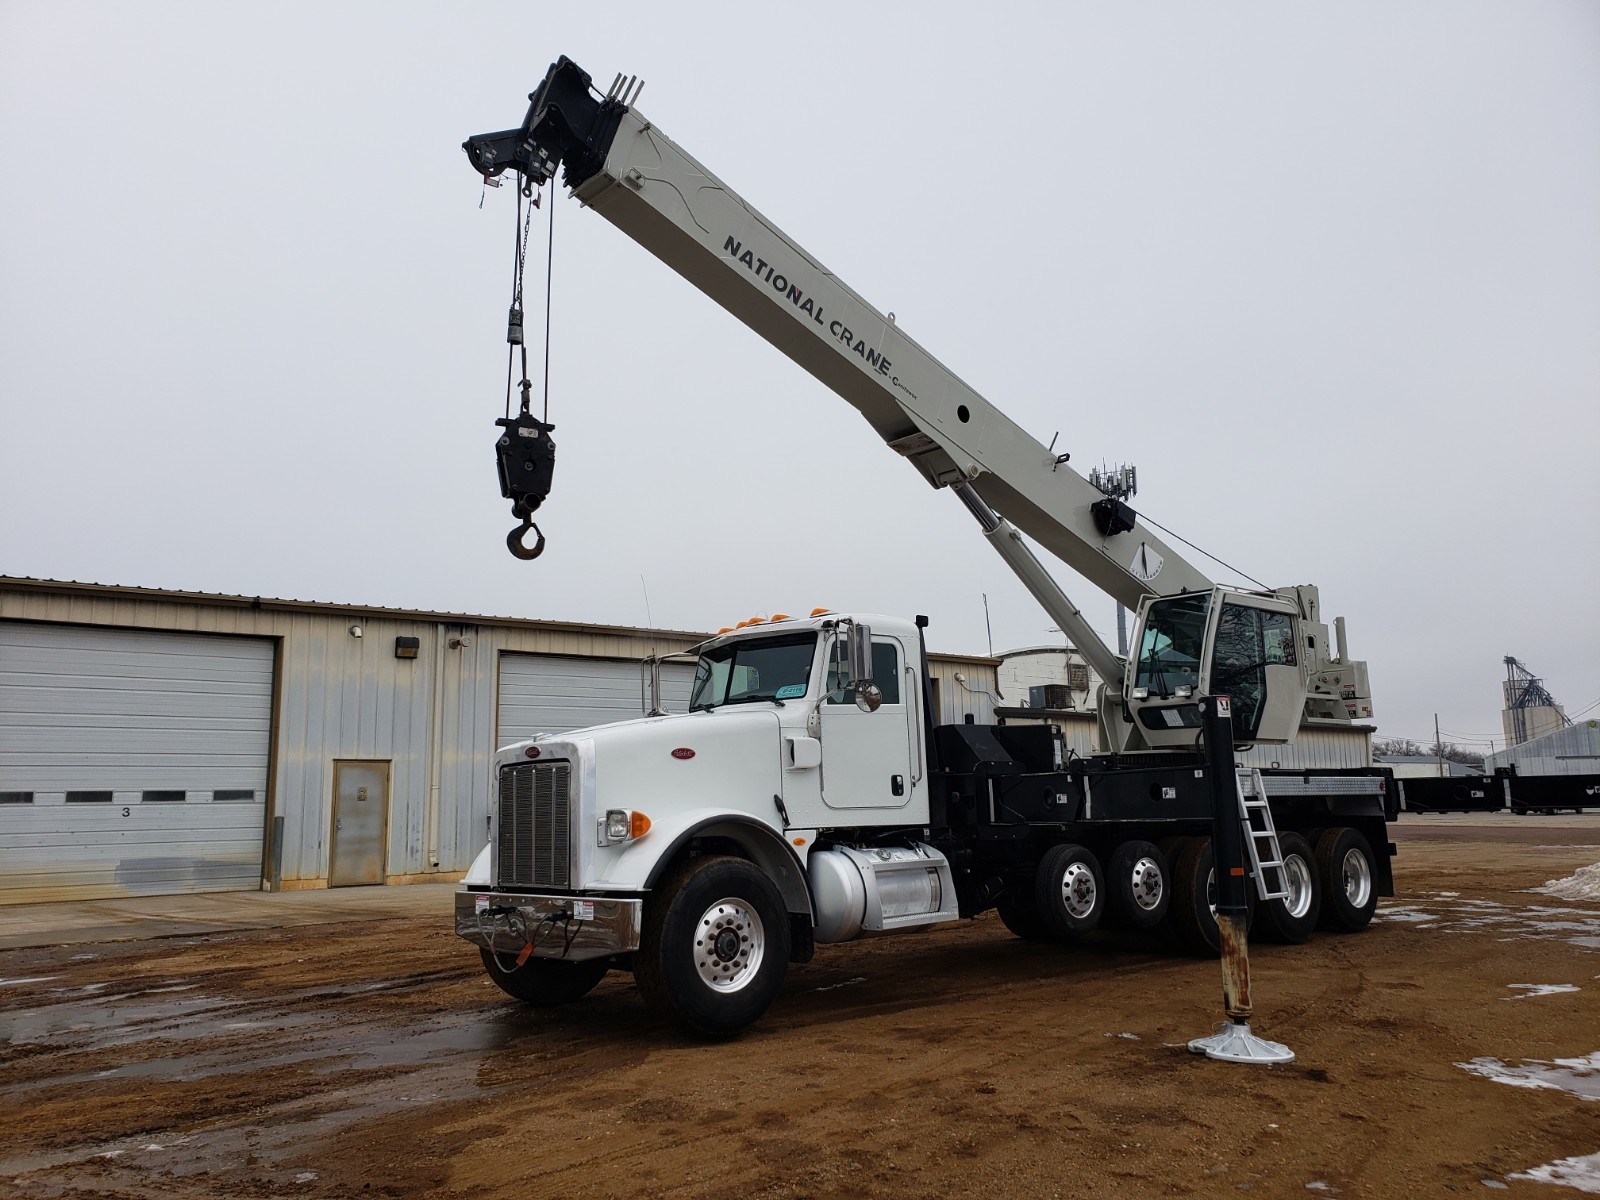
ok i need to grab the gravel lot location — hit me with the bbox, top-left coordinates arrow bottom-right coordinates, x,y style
2,816 -> 1598,1199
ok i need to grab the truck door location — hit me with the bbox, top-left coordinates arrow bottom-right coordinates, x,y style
820,636 -> 918,812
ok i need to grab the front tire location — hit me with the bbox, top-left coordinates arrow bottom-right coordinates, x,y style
1315,827 -> 1378,932
1254,832 -> 1321,944
479,948 -> 609,1005
636,856 -> 790,1037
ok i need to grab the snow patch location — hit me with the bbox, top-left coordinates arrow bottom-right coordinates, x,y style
1535,863 -> 1600,903
1510,1150 -> 1600,1194
1456,1052 -> 1600,1101
1504,984 -> 1582,1000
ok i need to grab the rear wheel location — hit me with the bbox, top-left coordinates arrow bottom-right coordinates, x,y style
636,856 -> 790,1037
1035,843 -> 1106,939
1105,840 -> 1170,930
1315,827 -> 1378,932
479,948 -> 609,1005
1254,832 -> 1320,944
996,886 -> 1053,941
1163,838 -> 1254,956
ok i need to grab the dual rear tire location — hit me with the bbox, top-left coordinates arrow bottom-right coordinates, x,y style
998,840 -> 1172,942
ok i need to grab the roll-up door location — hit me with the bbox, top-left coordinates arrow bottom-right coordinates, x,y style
497,654 -> 695,746
0,622 -> 275,903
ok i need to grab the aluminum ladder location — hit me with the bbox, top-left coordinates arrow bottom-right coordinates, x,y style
1237,768 -> 1289,901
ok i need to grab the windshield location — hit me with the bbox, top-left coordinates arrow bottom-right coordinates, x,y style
689,632 -> 817,711
1134,593 -> 1211,698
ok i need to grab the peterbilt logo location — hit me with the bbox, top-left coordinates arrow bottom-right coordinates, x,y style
671,748 -> 696,760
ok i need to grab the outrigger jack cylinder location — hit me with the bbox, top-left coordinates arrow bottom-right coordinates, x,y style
495,407 -> 556,560
1188,695 -> 1295,1065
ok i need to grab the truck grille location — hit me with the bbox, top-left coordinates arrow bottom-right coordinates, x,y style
496,761 -> 572,888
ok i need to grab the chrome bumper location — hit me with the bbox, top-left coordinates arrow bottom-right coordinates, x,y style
454,890 -> 643,962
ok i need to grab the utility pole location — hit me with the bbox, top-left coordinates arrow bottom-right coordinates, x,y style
1435,713 -> 1444,778
1088,463 -> 1139,656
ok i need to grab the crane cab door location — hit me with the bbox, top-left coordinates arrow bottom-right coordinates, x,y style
1203,598 -> 1304,744
818,636 -> 920,814
1126,590 -> 1307,748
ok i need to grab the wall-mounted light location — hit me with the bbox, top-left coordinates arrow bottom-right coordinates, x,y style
394,636 -> 420,660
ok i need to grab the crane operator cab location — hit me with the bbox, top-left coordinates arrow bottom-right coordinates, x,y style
1125,588 -> 1307,748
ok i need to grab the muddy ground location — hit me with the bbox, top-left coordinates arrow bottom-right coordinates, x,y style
2,818 -> 1598,1200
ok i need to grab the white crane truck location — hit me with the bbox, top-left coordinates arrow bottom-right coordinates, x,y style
456,58 -> 1393,1036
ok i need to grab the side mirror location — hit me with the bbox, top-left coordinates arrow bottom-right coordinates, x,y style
846,624 -> 881,711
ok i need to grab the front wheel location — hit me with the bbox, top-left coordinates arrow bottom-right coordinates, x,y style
1254,832 -> 1321,944
479,948 -> 609,1005
635,856 -> 790,1037
1315,827 -> 1378,932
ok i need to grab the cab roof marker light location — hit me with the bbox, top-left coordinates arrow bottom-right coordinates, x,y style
717,627 -> 733,634
811,607 -> 831,616
771,612 -> 791,621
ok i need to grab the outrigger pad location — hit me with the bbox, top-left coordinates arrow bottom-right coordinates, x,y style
495,413 -> 557,515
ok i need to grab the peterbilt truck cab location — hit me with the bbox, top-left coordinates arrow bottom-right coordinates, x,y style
458,612 -> 963,1033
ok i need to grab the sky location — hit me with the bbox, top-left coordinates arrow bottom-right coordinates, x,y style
2,1 -> 1597,754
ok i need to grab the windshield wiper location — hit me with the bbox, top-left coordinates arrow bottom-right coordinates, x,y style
705,694 -> 787,710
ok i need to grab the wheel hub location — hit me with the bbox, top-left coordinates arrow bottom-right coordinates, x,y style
1341,848 -> 1373,908
693,898 -> 766,993
1130,856 -> 1163,910
1060,862 -> 1097,918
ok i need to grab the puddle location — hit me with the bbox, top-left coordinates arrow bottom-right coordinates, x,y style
1510,1149 -> 1600,1193
1504,984 -> 1582,1001
1373,892 -> 1600,950
1455,1052 -> 1600,1101
812,976 -> 867,993
0,976 -> 61,987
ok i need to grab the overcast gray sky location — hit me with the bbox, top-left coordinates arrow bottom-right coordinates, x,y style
3,1 -> 1597,752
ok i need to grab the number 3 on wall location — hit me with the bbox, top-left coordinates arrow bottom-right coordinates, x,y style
121,807 -> 131,817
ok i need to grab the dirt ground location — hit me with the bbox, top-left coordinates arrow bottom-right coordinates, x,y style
3,817 -> 1598,1200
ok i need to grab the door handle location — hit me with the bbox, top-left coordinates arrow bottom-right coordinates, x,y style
891,775 -> 904,797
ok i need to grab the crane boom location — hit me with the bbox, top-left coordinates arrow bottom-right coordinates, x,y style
466,58 -> 1374,742
466,58 -> 1212,619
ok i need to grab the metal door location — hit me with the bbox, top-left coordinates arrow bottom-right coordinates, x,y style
328,761 -> 389,887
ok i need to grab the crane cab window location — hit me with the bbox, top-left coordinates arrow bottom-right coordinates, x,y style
1210,605 -> 1295,740
1134,594 -> 1210,697
825,642 -> 901,704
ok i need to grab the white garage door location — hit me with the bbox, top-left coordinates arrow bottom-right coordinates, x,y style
497,654 -> 695,746
0,622 -> 275,903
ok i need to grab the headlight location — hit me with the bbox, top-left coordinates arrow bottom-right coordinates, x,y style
599,809 -> 652,846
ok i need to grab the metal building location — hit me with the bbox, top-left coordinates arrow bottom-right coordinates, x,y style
0,578 -> 999,904
1483,720 -> 1600,777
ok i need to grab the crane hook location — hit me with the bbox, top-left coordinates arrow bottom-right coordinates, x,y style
507,514 -> 546,560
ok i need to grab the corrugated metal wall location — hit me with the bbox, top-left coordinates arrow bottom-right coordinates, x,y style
0,583 -> 702,891
1485,720 -> 1600,776
927,657 -> 1000,725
